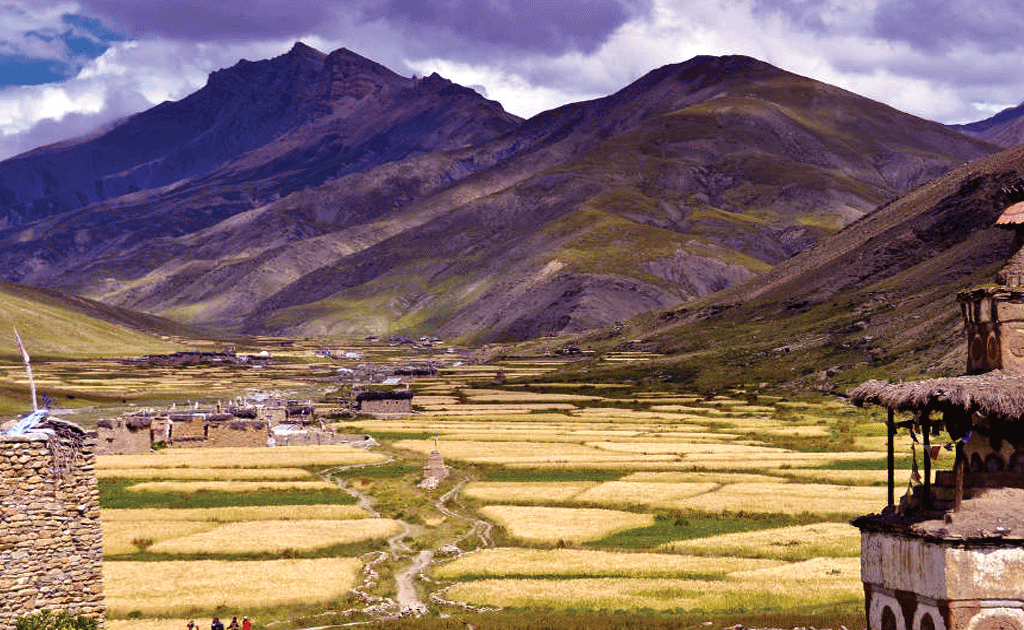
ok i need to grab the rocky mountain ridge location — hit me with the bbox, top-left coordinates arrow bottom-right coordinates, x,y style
0,45 -> 1002,342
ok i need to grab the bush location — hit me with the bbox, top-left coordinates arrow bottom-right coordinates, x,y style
14,610 -> 98,630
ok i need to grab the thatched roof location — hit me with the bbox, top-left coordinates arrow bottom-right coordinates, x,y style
998,201 -> 1024,226
850,371 -> 1024,421
356,390 -> 414,401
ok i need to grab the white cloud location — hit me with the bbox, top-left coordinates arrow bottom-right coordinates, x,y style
4,0 -> 1024,160
0,37 -> 296,159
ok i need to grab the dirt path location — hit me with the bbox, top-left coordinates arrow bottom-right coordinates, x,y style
437,480 -> 493,548
395,549 -> 432,614
315,458 -> 495,620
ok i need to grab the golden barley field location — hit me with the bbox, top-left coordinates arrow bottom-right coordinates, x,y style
661,523 -> 862,561
97,467 -> 315,480
104,558 -> 361,616
37,344 -> 902,621
97,445 -> 387,470
125,480 -> 338,494
147,518 -> 400,554
101,504 -> 369,523
444,568 -> 862,612
435,547 -> 784,578
463,481 -> 600,504
479,505 -> 655,543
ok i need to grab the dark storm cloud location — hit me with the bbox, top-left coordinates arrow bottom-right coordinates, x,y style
77,0 -> 343,41
363,0 -> 653,56
872,0 -> 1024,53
79,0 -> 652,57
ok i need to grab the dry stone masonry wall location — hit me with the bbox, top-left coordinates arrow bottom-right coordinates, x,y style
0,424 -> 104,628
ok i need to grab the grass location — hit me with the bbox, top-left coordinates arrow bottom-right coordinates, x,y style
99,479 -> 357,509
591,511 -> 819,549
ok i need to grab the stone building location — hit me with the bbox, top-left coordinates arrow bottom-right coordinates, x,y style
0,413 -> 104,626
851,193 -> 1024,630
356,390 -> 414,415
96,416 -> 155,455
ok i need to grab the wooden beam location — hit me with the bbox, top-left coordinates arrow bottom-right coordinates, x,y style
922,410 -> 931,510
955,439 -> 965,512
887,408 -> 895,508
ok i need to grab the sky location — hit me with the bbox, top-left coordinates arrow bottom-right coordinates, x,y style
1,0 -> 1023,160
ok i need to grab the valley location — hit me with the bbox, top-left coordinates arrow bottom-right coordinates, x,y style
1,338 -> 923,629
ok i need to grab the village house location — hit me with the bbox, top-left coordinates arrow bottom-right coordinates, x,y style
355,390 -> 414,416
851,191 -> 1024,630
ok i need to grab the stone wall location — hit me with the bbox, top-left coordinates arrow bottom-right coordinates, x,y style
861,530 -> 1024,629
0,422 -> 104,627
359,398 -> 413,415
96,418 -> 152,455
205,420 -> 268,448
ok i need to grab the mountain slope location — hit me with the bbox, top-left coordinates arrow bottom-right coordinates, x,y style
0,52 -> 1000,342
952,103 -> 1024,148
0,281 -> 192,358
589,144 -> 1024,390
237,55 -> 998,341
0,42 -> 520,231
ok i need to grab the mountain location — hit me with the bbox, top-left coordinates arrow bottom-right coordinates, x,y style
0,49 -> 1000,342
586,144 -> 1024,391
0,280 -> 193,358
0,41 -> 520,231
951,103 -> 1024,148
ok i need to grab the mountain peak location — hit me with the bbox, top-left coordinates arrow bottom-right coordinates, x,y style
287,41 -> 326,59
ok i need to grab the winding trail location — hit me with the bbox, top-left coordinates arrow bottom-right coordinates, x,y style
314,455 -> 497,621
436,480 -> 493,548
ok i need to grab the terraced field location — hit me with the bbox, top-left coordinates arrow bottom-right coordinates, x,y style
2,342 -> 909,629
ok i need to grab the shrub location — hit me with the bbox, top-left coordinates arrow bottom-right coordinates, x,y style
14,610 -> 98,630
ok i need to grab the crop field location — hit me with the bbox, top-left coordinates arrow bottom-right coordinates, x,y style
0,341 -> 912,627
104,558 -> 361,617
661,523 -> 862,561
434,548 -> 784,578
479,506 -> 656,543
97,466 -> 316,480
147,518 -> 400,554
97,444 -> 387,470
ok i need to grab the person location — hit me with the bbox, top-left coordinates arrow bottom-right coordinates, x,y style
187,622 -> 196,630
227,618 -> 239,630
211,618 -> 224,630
242,617 -> 251,630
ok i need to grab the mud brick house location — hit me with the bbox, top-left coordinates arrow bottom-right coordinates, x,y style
851,192 -> 1024,630
356,390 -> 414,415
0,412 -> 104,626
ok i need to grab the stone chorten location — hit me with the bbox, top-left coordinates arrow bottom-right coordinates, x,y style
851,188 -> 1024,630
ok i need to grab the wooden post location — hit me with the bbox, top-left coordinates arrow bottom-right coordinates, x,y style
887,408 -> 895,508
922,411 -> 932,510
954,439 -> 965,512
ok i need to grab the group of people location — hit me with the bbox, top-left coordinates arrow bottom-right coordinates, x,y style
186,617 -> 250,630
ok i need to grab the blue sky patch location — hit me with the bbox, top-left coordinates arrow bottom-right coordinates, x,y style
0,12 -> 126,88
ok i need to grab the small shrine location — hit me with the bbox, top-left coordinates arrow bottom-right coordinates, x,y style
851,187 -> 1024,630
419,435 -> 450,490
